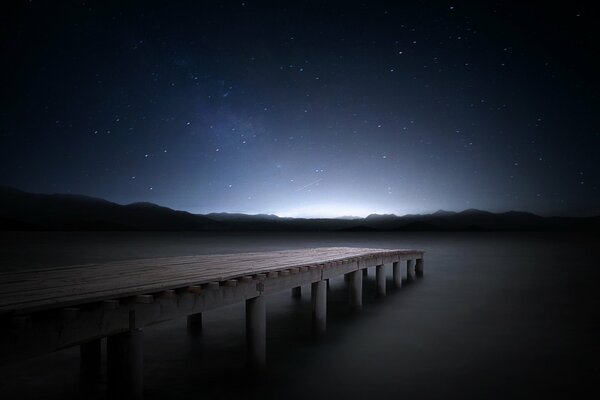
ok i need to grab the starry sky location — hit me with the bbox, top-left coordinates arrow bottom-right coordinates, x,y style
1,1 -> 598,217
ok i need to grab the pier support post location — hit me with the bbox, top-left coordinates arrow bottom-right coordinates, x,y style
246,295 -> 266,370
292,286 -> 302,299
376,264 -> 386,296
392,261 -> 402,288
311,280 -> 327,336
363,268 -> 368,277
349,269 -> 363,311
80,338 -> 101,389
187,312 -> 203,334
416,258 -> 424,277
407,259 -> 415,281
107,329 -> 144,400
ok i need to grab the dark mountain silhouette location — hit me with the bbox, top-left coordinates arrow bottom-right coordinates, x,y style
0,187 -> 219,231
0,186 -> 598,232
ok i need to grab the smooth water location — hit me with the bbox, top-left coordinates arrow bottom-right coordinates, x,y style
0,232 -> 598,399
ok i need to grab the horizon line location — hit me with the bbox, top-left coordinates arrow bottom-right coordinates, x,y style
1,185 -> 598,219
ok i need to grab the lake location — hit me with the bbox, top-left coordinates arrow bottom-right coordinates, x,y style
0,231 -> 597,399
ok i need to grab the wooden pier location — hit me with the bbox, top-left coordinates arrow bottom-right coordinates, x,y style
0,247 -> 424,399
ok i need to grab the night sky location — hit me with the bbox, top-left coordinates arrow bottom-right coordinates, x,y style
1,1 -> 598,217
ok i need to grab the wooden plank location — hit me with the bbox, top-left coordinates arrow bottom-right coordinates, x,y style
0,247 -> 412,284
0,248 -> 387,295
0,248 -> 423,314
0,249 -> 406,294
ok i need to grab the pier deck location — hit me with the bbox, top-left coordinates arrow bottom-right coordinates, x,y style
0,246 -> 424,399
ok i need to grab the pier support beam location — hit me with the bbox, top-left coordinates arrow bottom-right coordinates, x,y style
311,280 -> 327,336
187,312 -> 203,334
292,286 -> 302,299
376,264 -> 386,296
80,338 -> 101,389
416,258 -> 424,277
107,329 -> 144,400
349,269 -> 363,311
392,261 -> 402,288
406,259 -> 415,282
246,295 -> 266,370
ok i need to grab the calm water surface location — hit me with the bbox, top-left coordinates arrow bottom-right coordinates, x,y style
0,232 -> 598,399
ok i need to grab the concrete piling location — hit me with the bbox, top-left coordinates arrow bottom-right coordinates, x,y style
349,269 -> 363,311
246,295 -> 266,369
311,280 -> 327,336
392,261 -> 402,288
80,338 -> 101,389
107,329 -> 144,400
416,258 -> 424,277
187,312 -> 203,334
292,286 -> 302,299
376,264 -> 386,296
407,259 -> 415,281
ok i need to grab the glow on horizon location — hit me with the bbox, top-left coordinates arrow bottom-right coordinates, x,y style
274,203 -> 395,219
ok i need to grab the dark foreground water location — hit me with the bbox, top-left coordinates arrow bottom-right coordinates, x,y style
0,232 -> 598,399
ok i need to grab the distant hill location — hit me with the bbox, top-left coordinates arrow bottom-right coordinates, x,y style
0,186 -> 598,232
0,187 -> 219,231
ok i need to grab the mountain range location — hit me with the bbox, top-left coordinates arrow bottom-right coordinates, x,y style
0,186 -> 598,232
